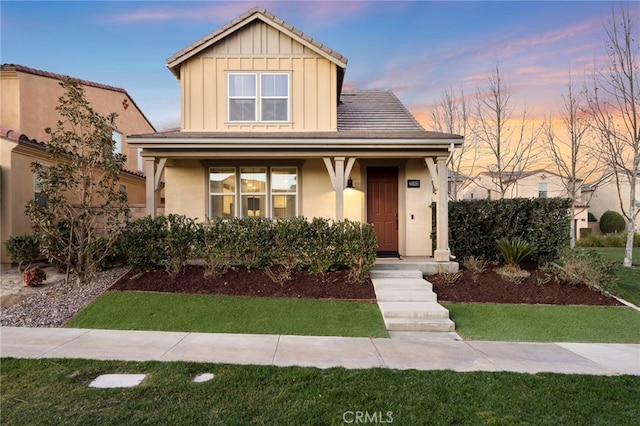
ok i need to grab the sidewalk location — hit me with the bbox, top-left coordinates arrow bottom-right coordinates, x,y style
1,327 -> 638,375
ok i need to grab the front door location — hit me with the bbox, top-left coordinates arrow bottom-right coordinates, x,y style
367,167 -> 399,254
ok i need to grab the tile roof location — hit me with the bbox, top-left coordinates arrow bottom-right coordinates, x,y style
166,7 -> 347,74
338,90 -> 426,132
1,64 -> 156,132
1,127 -> 145,179
128,90 -> 462,141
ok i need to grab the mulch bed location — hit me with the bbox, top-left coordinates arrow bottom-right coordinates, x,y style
430,262 -> 623,306
110,262 -> 624,306
110,265 -> 377,301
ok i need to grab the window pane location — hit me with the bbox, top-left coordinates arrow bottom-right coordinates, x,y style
229,99 -> 256,121
271,168 -> 297,193
272,195 -> 296,220
242,195 -> 266,217
261,99 -> 288,121
241,168 -> 266,193
261,74 -> 288,96
210,195 -> 235,219
229,74 -> 256,96
209,168 -> 236,193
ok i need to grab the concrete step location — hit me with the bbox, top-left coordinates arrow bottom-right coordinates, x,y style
377,301 -> 449,319
372,278 -> 433,292
374,288 -> 437,302
384,318 -> 456,332
370,269 -> 423,279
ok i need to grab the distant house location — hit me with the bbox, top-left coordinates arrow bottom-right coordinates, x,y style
128,7 -> 463,260
0,64 -> 156,264
460,169 -> 589,240
583,171 -> 640,231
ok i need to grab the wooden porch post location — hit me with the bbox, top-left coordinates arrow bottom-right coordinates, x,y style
434,156 -> 450,261
144,157 -> 157,218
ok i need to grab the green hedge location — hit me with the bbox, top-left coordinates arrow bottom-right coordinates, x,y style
449,198 -> 573,264
120,215 -> 376,283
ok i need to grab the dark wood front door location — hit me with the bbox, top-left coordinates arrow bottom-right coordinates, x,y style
367,167 -> 399,254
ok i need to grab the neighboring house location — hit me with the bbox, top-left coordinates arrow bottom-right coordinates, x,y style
128,7 -> 463,260
583,171 -> 640,231
460,169 -> 589,239
0,64 -> 156,264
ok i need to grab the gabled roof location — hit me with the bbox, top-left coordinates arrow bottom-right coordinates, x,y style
166,7 -> 348,78
1,64 -> 156,132
475,169 -> 583,184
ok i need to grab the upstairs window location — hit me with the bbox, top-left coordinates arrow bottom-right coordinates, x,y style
228,73 -> 289,122
34,166 -> 49,208
538,182 -> 548,198
112,130 -> 123,154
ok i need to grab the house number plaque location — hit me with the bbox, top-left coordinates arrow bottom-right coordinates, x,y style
407,179 -> 420,188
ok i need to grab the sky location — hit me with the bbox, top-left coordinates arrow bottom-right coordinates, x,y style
0,1 -> 630,132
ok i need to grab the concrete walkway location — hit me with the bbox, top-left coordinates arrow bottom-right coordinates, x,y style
1,327 -> 638,376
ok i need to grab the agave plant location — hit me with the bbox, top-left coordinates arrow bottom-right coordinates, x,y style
497,237 -> 536,268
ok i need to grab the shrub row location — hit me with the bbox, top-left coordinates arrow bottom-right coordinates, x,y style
448,198 -> 573,264
117,215 -> 377,283
577,232 -> 640,248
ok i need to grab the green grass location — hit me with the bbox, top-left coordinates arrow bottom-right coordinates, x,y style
2,358 -> 639,425
590,247 -> 640,306
65,291 -> 388,338
445,303 -> 640,342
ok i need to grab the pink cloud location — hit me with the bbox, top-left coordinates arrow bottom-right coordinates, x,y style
111,2 -> 258,23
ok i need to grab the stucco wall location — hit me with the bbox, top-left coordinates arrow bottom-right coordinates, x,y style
164,160 -> 207,220
402,159 -> 434,257
589,176 -> 640,229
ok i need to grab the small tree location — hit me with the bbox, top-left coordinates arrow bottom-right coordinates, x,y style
472,62 -> 540,198
25,77 -> 129,284
585,5 -> 639,267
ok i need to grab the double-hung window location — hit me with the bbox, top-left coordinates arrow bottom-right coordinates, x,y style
34,166 -> 49,209
208,166 -> 298,219
538,182 -> 548,198
228,73 -> 289,122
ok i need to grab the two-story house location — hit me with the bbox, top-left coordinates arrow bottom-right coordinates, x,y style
128,7 -> 463,260
0,64 -> 156,264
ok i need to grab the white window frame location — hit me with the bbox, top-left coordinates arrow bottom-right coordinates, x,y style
112,130 -> 123,154
227,72 -> 290,123
538,182 -> 548,198
207,166 -> 298,220
270,167 -> 298,219
137,148 -> 144,172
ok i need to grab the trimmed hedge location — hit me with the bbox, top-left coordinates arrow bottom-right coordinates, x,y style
120,215 -> 377,283
599,210 -> 626,234
449,198 -> 573,264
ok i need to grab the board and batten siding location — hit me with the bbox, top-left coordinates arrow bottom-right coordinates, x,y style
180,20 -> 338,132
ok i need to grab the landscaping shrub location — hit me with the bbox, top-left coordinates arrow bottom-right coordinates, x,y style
497,237 -> 535,267
265,216 -> 313,284
22,267 -> 46,287
306,217 -> 338,274
599,211 -> 626,234
4,234 -> 41,272
333,219 -> 377,283
556,248 -> 618,293
202,217 -> 235,278
164,214 -> 203,276
449,198 -> 572,264
118,216 -> 171,272
227,217 -> 274,270
577,232 -> 640,248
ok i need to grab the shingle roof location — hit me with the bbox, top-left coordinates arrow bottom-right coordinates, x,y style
1,64 -> 156,132
166,7 -> 347,74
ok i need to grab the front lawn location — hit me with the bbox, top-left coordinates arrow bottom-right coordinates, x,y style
591,247 -> 640,306
65,291 -> 388,338
2,358 -> 639,425
445,303 -> 640,342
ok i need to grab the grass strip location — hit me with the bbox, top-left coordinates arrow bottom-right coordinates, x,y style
591,247 -> 640,306
65,291 -> 388,338
2,358 -> 639,425
445,302 -> 640,342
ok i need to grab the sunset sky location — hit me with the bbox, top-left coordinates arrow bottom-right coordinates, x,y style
1,1 -> 628,131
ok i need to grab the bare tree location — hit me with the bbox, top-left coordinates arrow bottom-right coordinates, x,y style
473,62 -> 539,198
585,5 -> 639,267
429,87 -> 475,200
545,74 -> 600,247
